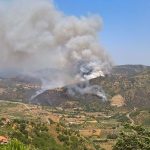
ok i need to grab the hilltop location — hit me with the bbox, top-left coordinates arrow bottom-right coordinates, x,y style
31,65 -> 150,109
0,65 -> 149,110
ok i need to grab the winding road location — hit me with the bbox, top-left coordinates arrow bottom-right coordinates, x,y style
126,107 -> 137,125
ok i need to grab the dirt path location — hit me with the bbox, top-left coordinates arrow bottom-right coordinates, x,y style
0,100 -> 33,113
0,100 -> 51,123
126,107 -> 137,125
126,112 -> 134,125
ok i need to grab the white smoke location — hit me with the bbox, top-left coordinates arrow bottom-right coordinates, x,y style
67,81 -> 107,101
0,0 -> 112,100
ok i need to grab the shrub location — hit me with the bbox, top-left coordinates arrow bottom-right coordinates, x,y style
107,133 -> 118,139
0,139 -> 30,150
113,124 -> 150,150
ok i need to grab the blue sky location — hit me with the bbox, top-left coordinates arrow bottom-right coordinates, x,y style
54,0 -> 150,65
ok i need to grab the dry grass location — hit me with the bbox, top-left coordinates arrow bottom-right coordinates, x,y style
79,129 -> 101,137
100,140 -> 116,150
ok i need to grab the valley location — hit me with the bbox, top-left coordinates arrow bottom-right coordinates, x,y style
0,65 -> 150,150
0,99 -> 149,149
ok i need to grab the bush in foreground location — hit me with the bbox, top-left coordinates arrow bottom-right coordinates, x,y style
113,124 -> 150,150
0,139 -> 31,150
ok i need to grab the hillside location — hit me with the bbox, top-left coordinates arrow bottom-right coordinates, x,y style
0,65 -> 149,109
31,65 -> 150,109
91,65 -> 150,108
0,65 -> 150,150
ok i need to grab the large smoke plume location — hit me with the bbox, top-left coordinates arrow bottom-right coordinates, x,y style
0,0 -> 112,100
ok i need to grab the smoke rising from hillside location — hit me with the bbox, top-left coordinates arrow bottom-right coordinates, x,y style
0,0 -> 112,100
67,81 -> 107,101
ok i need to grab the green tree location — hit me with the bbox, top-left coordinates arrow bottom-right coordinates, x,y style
113,124 -> 150,150
0,139 -> 31,150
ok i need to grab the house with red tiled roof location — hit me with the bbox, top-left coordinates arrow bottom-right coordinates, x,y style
0,136 -> 8,144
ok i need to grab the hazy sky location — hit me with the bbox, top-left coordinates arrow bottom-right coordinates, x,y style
54,0 -> 150,65
1,0 -> 150,65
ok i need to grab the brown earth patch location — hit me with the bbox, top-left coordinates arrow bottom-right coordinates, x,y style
111,94 -> 125,107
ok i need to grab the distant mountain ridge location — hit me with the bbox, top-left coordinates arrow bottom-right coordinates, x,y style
112,65 -> 150,76
31,65 -> 150,109
0,65 -> 149,109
